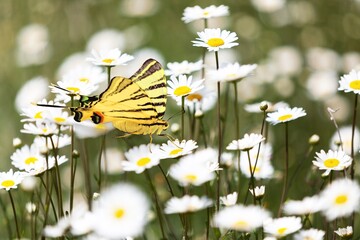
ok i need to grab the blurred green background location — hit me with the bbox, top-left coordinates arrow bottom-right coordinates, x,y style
1,0 -> 360,194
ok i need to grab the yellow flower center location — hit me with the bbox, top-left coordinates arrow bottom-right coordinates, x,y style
277,227 -> 287,234
170,148 -> 183,156
233,220 -> 248,228
25,157 -> 38,165
102,58 -> 115,64
335,195 -> 348,205
350,80 -> 360,90
114,208 -> 125,219
174,86 -> 191,96
34,111 -> 43,119
185,174 -> 197,181
54,117 -> 66,123
324,158 -> 340,168
278,114 -> 293,121
203,11 -> 209,16
42,128 -> 48,133
66,87 -> 80,93
1,180 -> 15,188
79,77 -> 89,83
207,38 -> 225,47
136,157 -> 151,166
187,93 -> 203,101
95,124 -> 106,130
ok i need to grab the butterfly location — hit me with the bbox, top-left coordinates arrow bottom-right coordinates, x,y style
49,59 -> 169,136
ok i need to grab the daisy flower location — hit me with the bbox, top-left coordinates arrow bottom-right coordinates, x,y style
156,139 -> 198,159
121,144 -> 161,174
0,169 -> 26,191
165,60 -> 203,76
164,195 -> 212,214
73,121 -> 114,139
33,134 -> 71,150
207,62 -> 257,82
263,216 -> 302,238
61,65 -> 107,85
226,133 -> 265,151
21,99 -> 65,122
182,5 -> 229,23
283,195 -> 322,216
169,149 -> 216,186
21,121 -> 60,136
91,183 -> 149,239
86,48 -> 134,67
312,150 -> 352,176
334,226 -> 353,239
167,74 -> 204,100
26,155 -> 68,176
213,204 -> 271,232
338,69 -> 360,94
318,178 -> 360,221
266,107 -> 306,125
10,144 -> 46,171
249,186 -> 265,200
180,87 -> 217,113
220,192 -> 238,206
50,79 -> 99,103
293,228 -> 325,240
192,28 -> 239,52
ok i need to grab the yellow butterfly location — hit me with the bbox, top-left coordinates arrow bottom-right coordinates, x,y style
70,59 -> 169,136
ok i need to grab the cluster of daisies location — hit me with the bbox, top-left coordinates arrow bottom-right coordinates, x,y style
1,3 -> 360,240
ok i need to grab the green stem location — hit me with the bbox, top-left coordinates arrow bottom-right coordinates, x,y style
0,194 -> 12,239
350,94 -> 358,179
80,139 -> 93,210
181,96 -> 185,140
215,51 -> 222,211
158,164 -> 175,197
98,135 -> 107,191
278,122 -> 289,217
246,150 -> 257,205
70,126 -> 75,212
8,191 -> 20,239
107,66 -> 112,85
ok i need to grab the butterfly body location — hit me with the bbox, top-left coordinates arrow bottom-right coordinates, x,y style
73,59 -> 169,135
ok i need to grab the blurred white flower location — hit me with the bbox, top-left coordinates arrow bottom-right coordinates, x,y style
312,150 -> 352,176
0,169 -> 26,191
283,195 -> 322,215
306,71 -> 338,101
165,60 -> 203,76
15,76 -> 50,112
330,125 -> 360,155
319,178 -> 360,221
164,195 -> 212,214
21,121 -> 60,136
15,23 -> 52,66
207,62 -> 257,82
249,186 -> 265,199
120,0 -> 160,17
307,47 -> 341,71
334,226 -> 353,238
86,29 -> 126,52
226,133 -> 265,151
33,134 -> 71,150
56,52 -> 92,78
91,183 -> 149,239
251,0 -> 286,12
293,228 -> 325,240
213,204 -> 271,232
342,52 -> 360,73
101,148 -> 124,174
263,216 -> 302,238
269,46 -> 302,76
220,192 -> 238,206
266,107 -> 306,125
87,48 -> 134,67
73,121 -> 114,139
20,176 -> 38,191
180,87 -> 217,113
122,144 -> 161,174
192,28 -> 238,52
182,5 -> 229,23
244,101 -> 289,113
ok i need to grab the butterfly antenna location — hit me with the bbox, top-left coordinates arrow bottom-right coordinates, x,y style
36,103 -> 68,109
166,110 -> 184,121
50,84 -> 71,93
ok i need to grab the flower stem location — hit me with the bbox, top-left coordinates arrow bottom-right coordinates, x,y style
215,51 -> 222,211
278,122 -> 289,217
80,139 -> 93,210
246,150 -> 257,205
8,191 -> 20,239
158,164 -> 175,197
181,96 -> 185,140
0,193 -> 12,239
350,94 -> 358,179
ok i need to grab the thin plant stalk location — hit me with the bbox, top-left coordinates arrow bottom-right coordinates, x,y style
215,50 -> 222,211
0,194 -> 12,239
278,122 -> 289,217
8,191 -> 20,239
246,150 -> 257,205
145,169 -> 166,239
181,96 -> 185,140
69,95 -> 76,212
97,135 -> 106,191
232,81 -> 242,195
158,164 -> 175,197
350,94 -> 358,179
80,139 -> 93,209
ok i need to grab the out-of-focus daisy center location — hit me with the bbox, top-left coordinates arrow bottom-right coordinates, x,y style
114,208 -> 125,219
350,80 -> 360,90
66,87 -> 80,93
233,220 -> 248,228
174,86 -> 191,96
102,58 -> 115,64
25,157 -> 38,165
170,148 -> 183,155
42,128 -> 48,133
34,111 -> 43,119
137,157 -> 151,166
54,117 -> 66,123
207,38 -> 225,47
278,114 -> 293,121
335,195 -> 348,205
277,227 -> 287,234
324,158 -> 339,168
187,93 -> 203,101
1,180 -> 15,188
185,174 -> 197,181
79,77 -> 89,83
95,124 -> 106,130
203,11 -> 209,16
